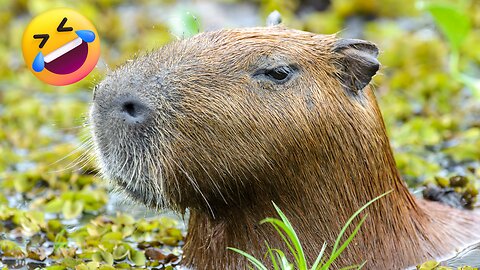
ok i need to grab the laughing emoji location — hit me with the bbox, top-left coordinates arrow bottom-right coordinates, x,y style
22,8 -> 100,86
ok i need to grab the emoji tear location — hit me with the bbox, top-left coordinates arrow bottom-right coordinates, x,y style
32,51 -> 44,72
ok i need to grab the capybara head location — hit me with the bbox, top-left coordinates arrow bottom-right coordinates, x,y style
90,26 -> 379,213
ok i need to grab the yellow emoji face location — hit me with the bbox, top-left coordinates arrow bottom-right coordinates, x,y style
22,8 -> 100,86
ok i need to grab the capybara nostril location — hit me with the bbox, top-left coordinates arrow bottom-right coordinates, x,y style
119,99 -> 148,124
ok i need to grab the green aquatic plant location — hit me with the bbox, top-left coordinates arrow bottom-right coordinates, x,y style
228,192 -> 391,270
421,1 -> 480,97
417,260 -> 477,270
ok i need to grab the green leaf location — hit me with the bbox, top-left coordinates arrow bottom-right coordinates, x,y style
112,244 -> 130,260
47,219 -> 63,233
310,242 -> 327,270
44,198 -> 64,213
101,231 -> 123,242
417,260 -> 440,270
62,200 -> 84,220
272,202 -> 307,269
260,201 -> 308,270
279,253 -> 293,270
86,261 -> 100,269
53,230 -> 68,251
228,247 -> 268,270
98,265 -> 116,270
129,249 -> 146,266
0,240 -> 26,258
271,248 -> 293,270
62,257 -> 82,268
0,193 -> 8,205
261,218 -> 300,267
322,215 -> 368,269
44,266 -> 66,270
75,264 -> 89,270
92,250 -> 114,265
265,241 -> 283,270
331,191 -> 391,255
115,213 -> 135,226
425,3 -> 470,50
265,242 -> 280,270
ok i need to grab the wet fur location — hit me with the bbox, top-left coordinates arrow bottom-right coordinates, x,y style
90,26 -> 480,269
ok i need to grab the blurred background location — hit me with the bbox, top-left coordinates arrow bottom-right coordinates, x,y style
1,0 -> 480,269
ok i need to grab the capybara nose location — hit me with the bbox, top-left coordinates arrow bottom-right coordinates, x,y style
119,98 -> 149,124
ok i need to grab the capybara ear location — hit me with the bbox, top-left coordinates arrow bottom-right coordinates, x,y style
333,39 -> 380,93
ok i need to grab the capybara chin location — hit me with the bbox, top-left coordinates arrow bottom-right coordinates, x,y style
90,26 -> 480,269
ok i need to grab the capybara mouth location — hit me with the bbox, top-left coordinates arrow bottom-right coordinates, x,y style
92,137 -> 168,210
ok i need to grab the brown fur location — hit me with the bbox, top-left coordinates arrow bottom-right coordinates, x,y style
90,26 -> 480,269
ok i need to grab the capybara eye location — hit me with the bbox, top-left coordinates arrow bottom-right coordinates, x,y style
255,65 -> 296,84
266,67 -> 290,81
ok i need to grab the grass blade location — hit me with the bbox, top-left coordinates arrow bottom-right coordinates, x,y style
322,214 -> 368,269
357,261 -> 367,269
261,218 -> 300,265
310,242 -> 327,270
264,219 -> 297,261
331,191 -> 391,255
227,247 -> 268,270
272,202 -> 307,268
232,193 -> 388,270
265,242 -> 280,270
261,201 -> 307,269
271,248 -> 293,270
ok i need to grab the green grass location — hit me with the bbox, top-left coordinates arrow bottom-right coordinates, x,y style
228,192 -> 391,270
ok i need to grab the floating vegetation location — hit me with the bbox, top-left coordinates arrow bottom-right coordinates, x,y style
0,205 -> 184,269
423,175 -> 478,209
